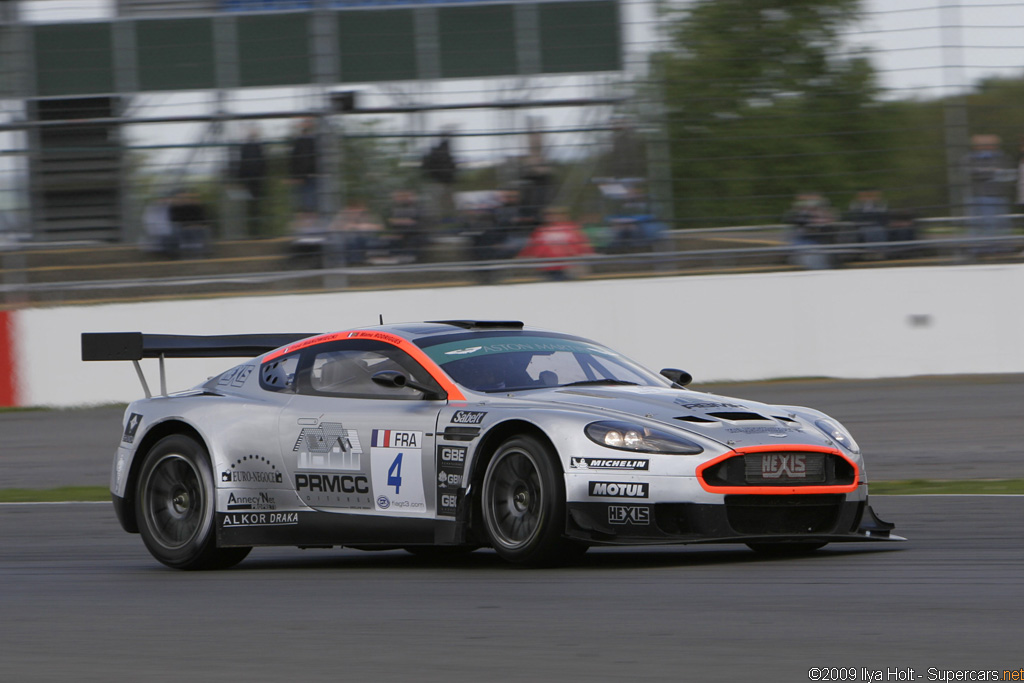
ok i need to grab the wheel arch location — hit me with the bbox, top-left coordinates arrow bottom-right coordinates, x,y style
119,419 -> 210,533
465,419 -> 559,542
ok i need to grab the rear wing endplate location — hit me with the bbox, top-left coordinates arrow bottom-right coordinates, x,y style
81,332 -> 316,398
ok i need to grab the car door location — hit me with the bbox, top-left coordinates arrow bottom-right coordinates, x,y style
276,338 -> 446,519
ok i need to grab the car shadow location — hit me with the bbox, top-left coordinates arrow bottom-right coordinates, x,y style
228,542 -> 904,572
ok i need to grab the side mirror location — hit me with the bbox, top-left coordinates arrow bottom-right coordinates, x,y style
372,371 -> 446,400
660,368 -> 692,388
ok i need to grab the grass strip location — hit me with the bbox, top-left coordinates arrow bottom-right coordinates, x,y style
0,486 -> 110,503
2,480 -> 1024,503
868,479 -> 1024,495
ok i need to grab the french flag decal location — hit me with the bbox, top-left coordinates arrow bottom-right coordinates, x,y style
372,429 -> 392,447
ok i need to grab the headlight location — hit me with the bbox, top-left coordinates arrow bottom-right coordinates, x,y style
814,418 -> 861,454
585,421 -> 703,455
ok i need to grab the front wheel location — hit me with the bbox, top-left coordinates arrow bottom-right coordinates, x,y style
135,435 -> 250,570
480,435 -> 580,566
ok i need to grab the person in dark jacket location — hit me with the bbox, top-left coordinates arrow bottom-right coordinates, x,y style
235,125 -> 268,236
288,117 -> 319,219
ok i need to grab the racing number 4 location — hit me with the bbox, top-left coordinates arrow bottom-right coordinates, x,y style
387,453 -> 403,494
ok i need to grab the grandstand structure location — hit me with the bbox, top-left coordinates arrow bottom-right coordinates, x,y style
0,0 -> 639,243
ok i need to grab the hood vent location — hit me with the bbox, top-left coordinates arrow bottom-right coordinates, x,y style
706,411 -> 769,421
675,415 -> 716,423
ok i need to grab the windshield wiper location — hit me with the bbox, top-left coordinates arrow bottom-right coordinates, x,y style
560,379 -> 639,387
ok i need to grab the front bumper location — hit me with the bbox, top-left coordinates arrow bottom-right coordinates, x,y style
566,495 -> 900,545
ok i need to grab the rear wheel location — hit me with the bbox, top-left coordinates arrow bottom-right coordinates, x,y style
480,435 -> 582,566
135,435 -> 250,570
746,542 -> 827,555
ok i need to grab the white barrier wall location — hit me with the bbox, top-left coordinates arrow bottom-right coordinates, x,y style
15,263 -> 1024,407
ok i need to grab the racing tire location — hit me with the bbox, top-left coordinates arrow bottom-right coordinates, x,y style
746,542 -> 827,555
480,435 -> 578,566
135,435 -> 251,570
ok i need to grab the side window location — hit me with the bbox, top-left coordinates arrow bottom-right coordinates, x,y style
260,353 -> 300,392
298,340 -> 440,400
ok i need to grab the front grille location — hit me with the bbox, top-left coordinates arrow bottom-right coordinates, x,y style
702,451 -> 855,488
725,494 -> 843,535
743,453 -> 826,484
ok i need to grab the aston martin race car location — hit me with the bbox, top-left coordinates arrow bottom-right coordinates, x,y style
82,320 -> 899,570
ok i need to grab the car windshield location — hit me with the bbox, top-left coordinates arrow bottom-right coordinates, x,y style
417,332 -> 668,393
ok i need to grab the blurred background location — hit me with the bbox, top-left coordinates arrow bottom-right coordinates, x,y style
3,0 -> 1024,304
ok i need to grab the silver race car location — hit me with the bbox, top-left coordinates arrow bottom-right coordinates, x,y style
82,320 -> 900,569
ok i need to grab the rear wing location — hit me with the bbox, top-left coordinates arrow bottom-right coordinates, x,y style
82,332 -> 316,398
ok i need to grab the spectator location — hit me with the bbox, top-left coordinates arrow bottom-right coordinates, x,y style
142,193 -> 177,256
607,182 -> 667,251
964,134 -> 1014,248
421,135 -> 457,225
233,125 -> 268,237
606,115 -> 647,182
387,190 -> 425,263
785,192 -> 837,269
519,155 -> 555,228
846,189 -> 889,252
327,200 -> 385,266
162,188 -> 210,258
518,207 -> 594,281
288,117 -> 320,221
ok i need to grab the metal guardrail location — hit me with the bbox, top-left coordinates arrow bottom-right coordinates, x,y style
3,232 -> 1023,302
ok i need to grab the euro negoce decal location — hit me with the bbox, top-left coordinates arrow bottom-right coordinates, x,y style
588,481 -> 649,498
371,432 -> 427,513
222,454 -> 283,484
222,512 -> 298,527
451,411 -> 486,425
122,413 -> 143,444
436,445 -> 468,517
571,457 -> 649,471
608,505 -> 650,525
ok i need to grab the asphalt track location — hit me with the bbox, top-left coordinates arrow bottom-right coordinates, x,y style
1,376 -> 1023,682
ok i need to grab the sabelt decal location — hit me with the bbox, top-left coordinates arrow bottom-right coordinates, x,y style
436,445 -> 467,517
608,505 -> 650,525
588,481 -> 649,498
571,457 -> 649,471
221,512 -> 298,527
222,454 -> 283,484
122,413 -> 142,444
451,411 -> 486,425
